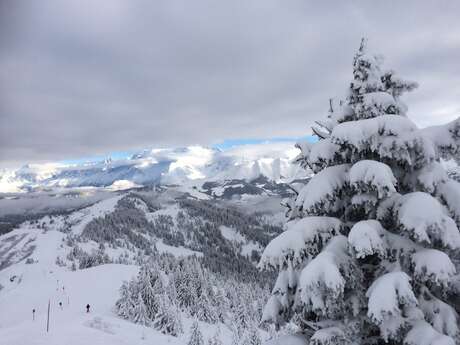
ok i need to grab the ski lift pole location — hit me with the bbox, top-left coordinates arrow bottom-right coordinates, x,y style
46,299 -> 50,332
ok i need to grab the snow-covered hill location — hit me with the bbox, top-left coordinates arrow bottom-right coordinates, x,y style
0,186 -> 286,344
0,143 -> 305,193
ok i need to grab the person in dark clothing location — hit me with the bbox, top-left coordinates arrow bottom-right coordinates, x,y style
86,304 -> 90,313
59,302 -> 63,309
32,309 -> 35,321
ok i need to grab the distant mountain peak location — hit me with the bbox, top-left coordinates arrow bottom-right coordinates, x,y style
0,143 -> 306,193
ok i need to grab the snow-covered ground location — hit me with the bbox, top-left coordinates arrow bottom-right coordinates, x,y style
0,188 -> 278,345
0,260 -> 231,345
0,224 -> 236,345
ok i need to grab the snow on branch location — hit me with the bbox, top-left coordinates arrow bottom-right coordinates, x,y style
258,217 -> 344,270
309,326 -> 346,345
404,320 -> 455,345
296,164 -> 350,215
411,249 -> 456,288
419,294 -> 459,338
306,139 -> 343,173
395,192 -> 460,249
299,236 -> 355,317
348,220 -> 387,259
415,162 -> 448,194
270,262 -> 299,309
349,160 -> 396,198
366,271 -> 419,341
357,91 -> 402,118
437,179 -> 460,227
331,115 -> 418,148
422,117 -> 460,163
261,295 -> 284,325
330,115 -> 438,169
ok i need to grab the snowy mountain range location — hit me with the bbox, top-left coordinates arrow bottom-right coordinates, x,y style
0,143 -> 306,193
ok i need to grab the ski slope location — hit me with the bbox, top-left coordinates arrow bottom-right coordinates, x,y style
0,196 -> 252,345
0,235 -> 232,345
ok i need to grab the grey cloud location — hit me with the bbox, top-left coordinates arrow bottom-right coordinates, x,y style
1,0 -> 459,166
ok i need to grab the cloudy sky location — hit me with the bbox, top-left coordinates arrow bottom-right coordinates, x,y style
1,0 -> 459,167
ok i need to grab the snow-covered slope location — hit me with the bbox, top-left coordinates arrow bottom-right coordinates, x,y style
0,189 -> 277,344
0,143 -> 305,193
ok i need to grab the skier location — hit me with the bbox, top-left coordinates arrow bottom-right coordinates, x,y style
32,309 -> 35,321
59,302 -> 63,310
86,304 -> 90,313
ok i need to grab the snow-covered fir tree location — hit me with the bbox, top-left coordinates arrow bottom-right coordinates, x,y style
188,320 -> 204,345
241,324 -> 262,345
115,281 -> 135,320
133,292 -> 150,326
153,293 -> 183,336
259,39 -> 460,345
115,255 -> 269,338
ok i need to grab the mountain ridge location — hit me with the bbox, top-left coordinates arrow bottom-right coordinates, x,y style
0,143 -> 306,193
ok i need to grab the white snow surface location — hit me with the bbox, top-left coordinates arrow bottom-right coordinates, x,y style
0,218 -> 240,345
155,240 -> 203,258
219,225 -> 245,243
